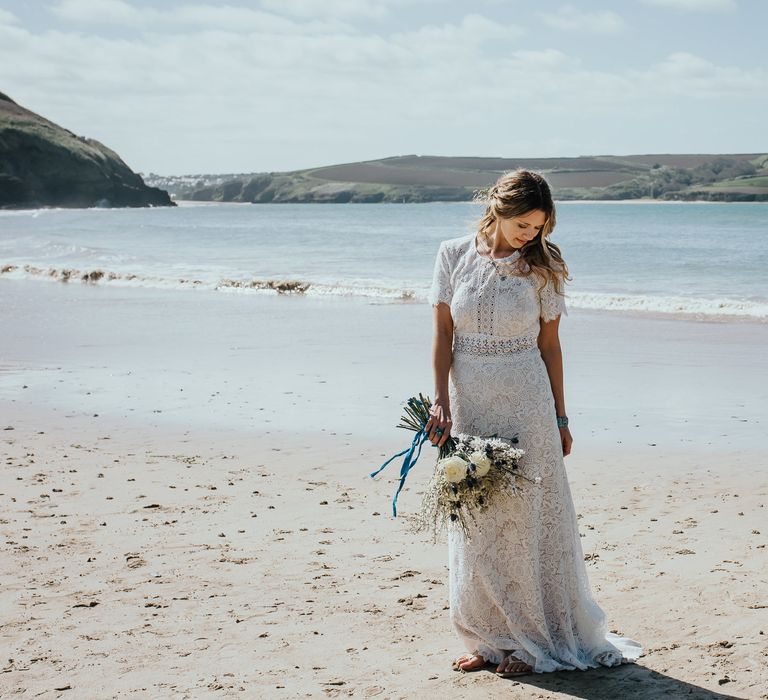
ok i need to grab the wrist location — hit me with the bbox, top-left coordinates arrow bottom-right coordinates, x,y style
556,415 -> 568,428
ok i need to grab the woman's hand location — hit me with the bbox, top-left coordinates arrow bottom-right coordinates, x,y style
425,401 -> 452,448
559,426 -> 573,457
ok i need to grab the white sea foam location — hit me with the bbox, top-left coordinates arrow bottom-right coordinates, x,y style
2,262 -> 766,321
564,291 -> 768,320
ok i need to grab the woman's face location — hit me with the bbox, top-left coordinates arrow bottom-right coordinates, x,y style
497,209 -> 547,249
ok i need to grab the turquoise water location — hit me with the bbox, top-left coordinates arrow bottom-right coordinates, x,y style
0,201 -> 766,320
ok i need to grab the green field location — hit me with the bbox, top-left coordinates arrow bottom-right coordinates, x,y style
713,176 -> 768,188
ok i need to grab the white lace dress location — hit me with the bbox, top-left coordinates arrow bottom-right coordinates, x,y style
428,233 -> 643,673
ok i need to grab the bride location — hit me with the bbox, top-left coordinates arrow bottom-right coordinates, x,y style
424,170 -> 643,677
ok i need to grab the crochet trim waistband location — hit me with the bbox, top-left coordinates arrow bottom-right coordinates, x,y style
453,333 -> 539,356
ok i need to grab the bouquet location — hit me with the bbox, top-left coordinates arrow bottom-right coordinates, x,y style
370,394 -> 541,541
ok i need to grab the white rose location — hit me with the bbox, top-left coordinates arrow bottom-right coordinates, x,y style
440,456 -> 468,483
468,451 -> 492,477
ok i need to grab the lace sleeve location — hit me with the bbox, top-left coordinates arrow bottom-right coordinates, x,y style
428,241 -> 453,307
539,274 -> 568,322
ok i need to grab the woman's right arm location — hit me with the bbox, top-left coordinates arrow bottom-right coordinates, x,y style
425,302 -> 453,448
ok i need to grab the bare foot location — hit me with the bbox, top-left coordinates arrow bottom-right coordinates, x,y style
451,652 -> 487,672
496,652 -> 533,676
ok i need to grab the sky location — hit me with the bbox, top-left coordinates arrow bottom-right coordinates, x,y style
0,0 -> 765,175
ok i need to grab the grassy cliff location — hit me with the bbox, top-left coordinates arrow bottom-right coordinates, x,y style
0,92 -> 173,209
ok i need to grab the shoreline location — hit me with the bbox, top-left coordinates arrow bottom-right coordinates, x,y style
1,275 -> 766,326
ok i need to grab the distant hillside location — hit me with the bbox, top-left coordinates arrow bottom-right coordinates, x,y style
0,92 -> 173,209
145,153 -> 768,204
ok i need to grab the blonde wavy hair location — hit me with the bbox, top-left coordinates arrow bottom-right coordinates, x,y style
474,169 -> 570,297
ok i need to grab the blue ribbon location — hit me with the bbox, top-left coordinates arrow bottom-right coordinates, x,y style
370,427 -> 432,517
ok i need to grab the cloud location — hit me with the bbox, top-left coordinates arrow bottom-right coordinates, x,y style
511,48 -> 575,69
0,8 -> 20,24
258,0 -> 441,20
390,13 -> 524,57
259,0 -> 386,20
48,0 -> 439,32
52,0 -> 142,24
50,0 -> 354,33
172,5 -> 353,34
632,51 -> 767,97
640,0 -> 736,11
540,6 -> 625,33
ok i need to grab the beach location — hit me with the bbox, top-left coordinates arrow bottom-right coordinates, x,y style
1,278 -> 767,699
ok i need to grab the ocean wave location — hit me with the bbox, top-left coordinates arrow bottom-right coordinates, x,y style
1,262 -> 765,321
0,263 -> 419,300
566,291 -> 768,321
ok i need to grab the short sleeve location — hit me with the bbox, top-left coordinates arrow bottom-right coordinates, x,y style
539,274 -> 568,322
427,241 -> 453,307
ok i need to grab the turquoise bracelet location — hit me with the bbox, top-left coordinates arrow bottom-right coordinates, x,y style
556,415 -> 569,428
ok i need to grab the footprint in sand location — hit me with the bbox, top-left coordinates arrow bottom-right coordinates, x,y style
392,570 -> 420,580
125,553 -> 147,569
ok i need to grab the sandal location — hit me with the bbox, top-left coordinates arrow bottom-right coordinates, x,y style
495,652 -> 533,678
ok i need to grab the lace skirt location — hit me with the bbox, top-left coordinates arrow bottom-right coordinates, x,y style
447,341 -> 643,672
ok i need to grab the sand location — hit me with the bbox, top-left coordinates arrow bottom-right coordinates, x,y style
1,278 -> 766,699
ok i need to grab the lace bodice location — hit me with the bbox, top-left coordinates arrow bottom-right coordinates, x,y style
427,234 -> 568,339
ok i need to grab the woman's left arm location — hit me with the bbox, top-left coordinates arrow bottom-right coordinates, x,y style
538,316 -> 573,457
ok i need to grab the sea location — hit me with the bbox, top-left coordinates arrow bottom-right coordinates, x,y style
1,201 -> 766,322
